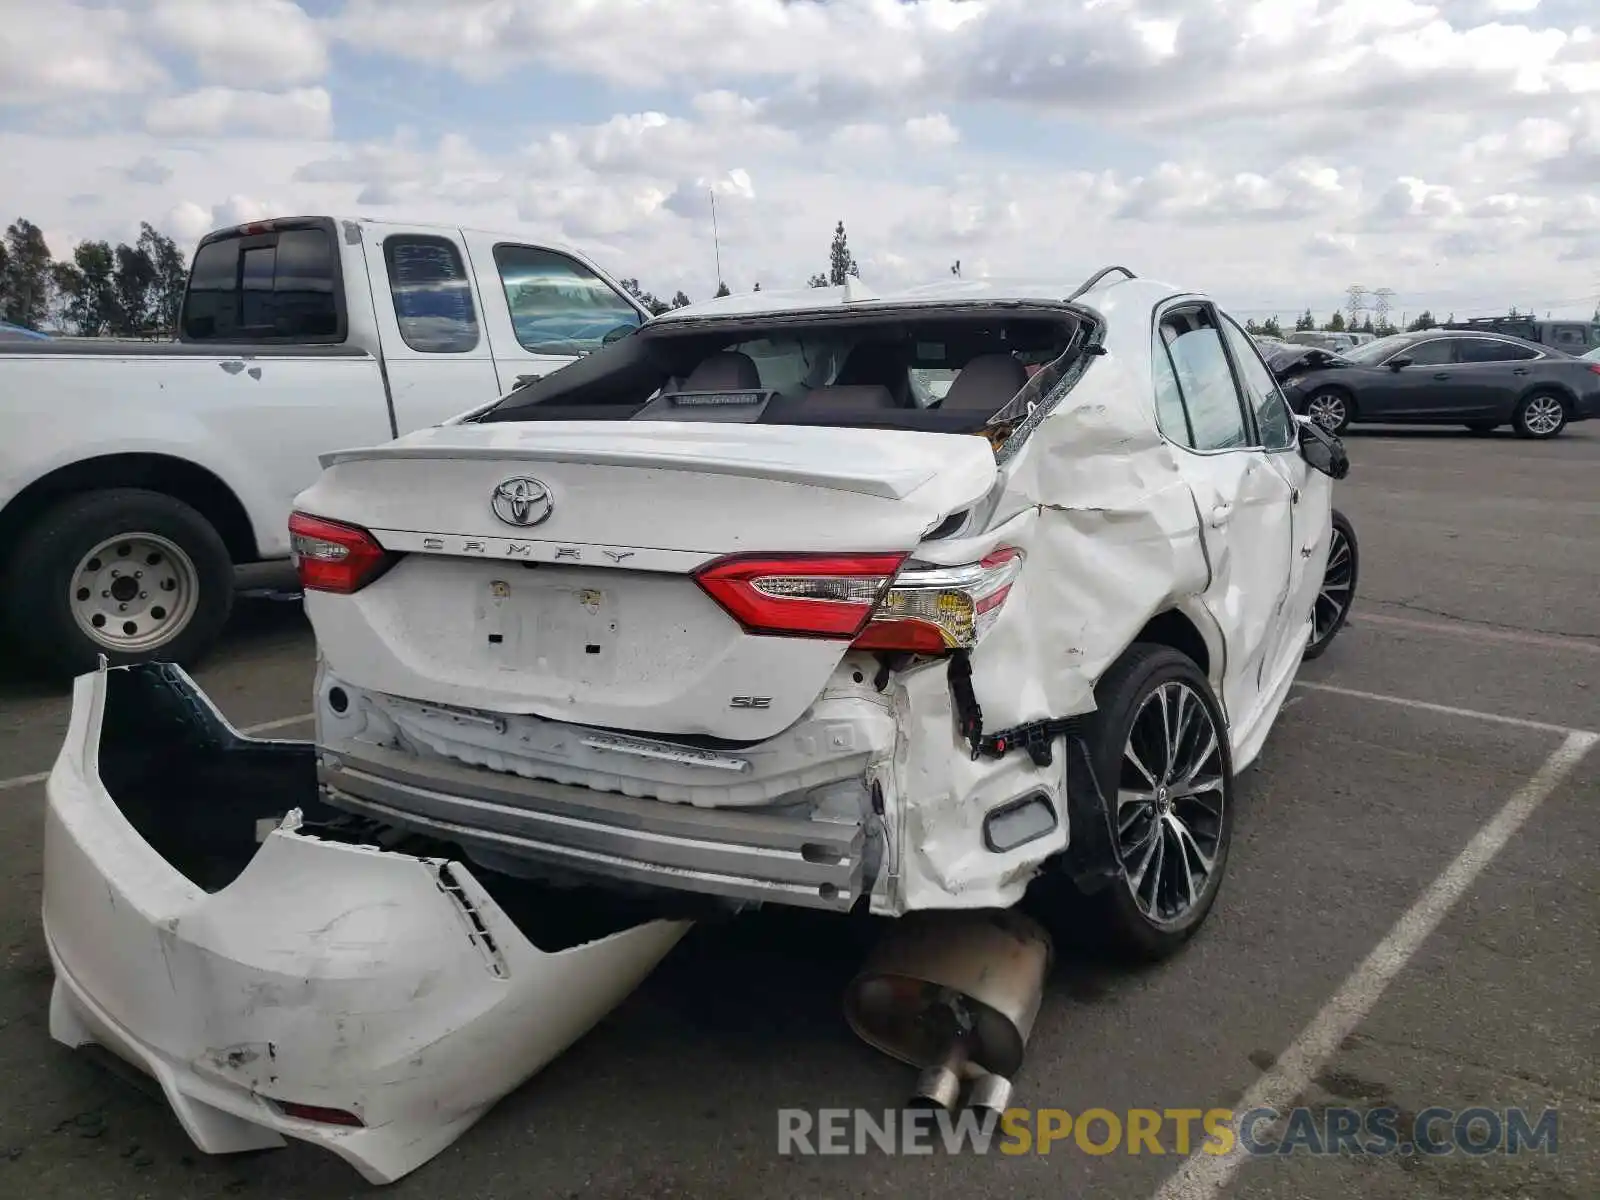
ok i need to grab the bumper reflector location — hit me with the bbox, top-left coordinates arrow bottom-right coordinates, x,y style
272,1100 -> 365,1127
983,793 -> 1058,853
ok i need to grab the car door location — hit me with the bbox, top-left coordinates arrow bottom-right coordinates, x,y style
459,233 -> 649,394
1218,314 -> 1326,692
1370,336 -> 1459,418
358,224 -> 503,433
1451,337 -> 1542,419
1154,301 -> 1295,733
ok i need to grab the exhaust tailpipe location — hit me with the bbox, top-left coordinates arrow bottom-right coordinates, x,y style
843,908 -> 1052,1112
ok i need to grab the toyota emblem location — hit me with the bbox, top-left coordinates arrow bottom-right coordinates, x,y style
491,477 -> 554,527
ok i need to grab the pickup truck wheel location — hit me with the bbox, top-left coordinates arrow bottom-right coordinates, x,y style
4,489 -> 234,677
1057,643 -> 1236,962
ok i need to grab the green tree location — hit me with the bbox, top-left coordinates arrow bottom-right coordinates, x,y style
1245,317 -> 1262,334
807,272 -> 828,288
619,277 -> 671,316
113,240 -> 158,335
753,281 -> 760,292
714,281 -> 731,298
827,220 -> 860,286
1326,311 -> 1346,332
1295,309 -> 1316,331
1406,310 -> 1436,332
669,290 -> 690,309
3,218 -> 53,329
1359,316 -> 1376,335
65,240 -> 119,335
1261,316 -> 1284,338
139,222 -> 187,333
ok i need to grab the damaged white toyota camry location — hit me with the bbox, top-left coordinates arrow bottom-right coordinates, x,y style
43,268 -> 1357,1182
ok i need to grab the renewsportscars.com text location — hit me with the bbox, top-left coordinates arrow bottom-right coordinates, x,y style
777,1106 -> 1559,1157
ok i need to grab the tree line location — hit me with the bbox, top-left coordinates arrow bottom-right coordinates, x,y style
0,217 -> 189,338
13,210 -> 1589,338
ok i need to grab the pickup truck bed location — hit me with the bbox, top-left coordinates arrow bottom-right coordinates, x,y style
0,213 -> 649,676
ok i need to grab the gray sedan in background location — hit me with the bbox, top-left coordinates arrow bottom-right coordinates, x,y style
1266,330 -> 1600,438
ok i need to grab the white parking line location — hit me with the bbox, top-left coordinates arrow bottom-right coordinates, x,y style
1294,680 -> 1593,736
0,710 -> 314,793
1151,728 -> 1597,1200
1355,611 -> 1600,656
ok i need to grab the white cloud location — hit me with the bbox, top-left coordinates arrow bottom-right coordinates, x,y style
904,114 -> 960,148
144,87 -> 333,138
9,0 -> 1600,321
149,0 -> 328,88
0,4 -> 165,104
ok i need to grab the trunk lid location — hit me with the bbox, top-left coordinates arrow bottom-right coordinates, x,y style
296,422 -> 997,741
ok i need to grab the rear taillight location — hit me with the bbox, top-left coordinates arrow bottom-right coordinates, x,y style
852,548 -> 1022,652
692,548 -> 1022,652
692,553 -> 908,638
288,511 -> 395,594
1588,363 -> 1600,375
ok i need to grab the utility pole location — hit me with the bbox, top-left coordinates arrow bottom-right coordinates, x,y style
709,189 -> 723,291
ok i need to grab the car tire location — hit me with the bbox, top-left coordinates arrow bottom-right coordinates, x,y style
1303,508 -> 1358,662
1304,387 -> 1353,435
1511,392 -> 1567,440
1464,421 -> 1498,435
1,488 -> 235,679
1059,643 -> 1236,963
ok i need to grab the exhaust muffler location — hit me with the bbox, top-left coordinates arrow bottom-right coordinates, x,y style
843,908 -> 1052,1115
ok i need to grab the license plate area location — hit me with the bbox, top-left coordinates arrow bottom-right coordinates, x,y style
476,575 -> 619,683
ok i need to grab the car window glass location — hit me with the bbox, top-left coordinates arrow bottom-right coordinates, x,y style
183,226 -> 339,341
1159,308 -> 1249,451
493,245 -> 642,356
1151,331 -> 1194,447
383,235 -> 479,353
1400,338 -> 1456,365
1458,338 -> 1537,364
1220,316 -> 1296,450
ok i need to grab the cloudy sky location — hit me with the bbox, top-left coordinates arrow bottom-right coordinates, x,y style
3,0 -> 1599,323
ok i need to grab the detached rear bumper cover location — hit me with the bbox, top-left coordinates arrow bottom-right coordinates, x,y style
42,665 -> 690,1185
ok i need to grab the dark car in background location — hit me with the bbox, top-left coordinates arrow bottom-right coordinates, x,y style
1439,315 -> 1598,355
1264,330 -> 1600,439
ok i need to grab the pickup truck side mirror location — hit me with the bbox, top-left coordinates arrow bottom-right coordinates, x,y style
1386,356 -> 1413,370
1295,414 -> 1350,479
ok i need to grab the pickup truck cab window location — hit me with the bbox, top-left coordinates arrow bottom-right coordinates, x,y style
183,224 -> 343,343
382,234 -> 480,354
492,244 -> 643,357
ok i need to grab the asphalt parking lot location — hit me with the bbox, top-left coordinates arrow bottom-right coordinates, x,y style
1,425 -> 1595,1200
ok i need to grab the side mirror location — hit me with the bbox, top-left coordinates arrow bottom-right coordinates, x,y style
1386,356 -> 1413,370
1295,414 -> 1349,479
601,321 -> 638,345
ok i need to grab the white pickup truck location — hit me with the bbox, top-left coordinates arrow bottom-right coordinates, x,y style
0,215 -> 651,676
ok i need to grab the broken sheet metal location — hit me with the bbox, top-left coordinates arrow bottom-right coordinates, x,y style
42,664 -> 690,1184
870,289 -> 1276,910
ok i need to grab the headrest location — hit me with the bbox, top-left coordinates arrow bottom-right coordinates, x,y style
677,351 -> 761,392
940,354 -> 1029,411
